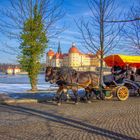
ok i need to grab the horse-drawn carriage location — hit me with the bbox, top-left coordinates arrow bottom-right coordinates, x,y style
103,54 -> 140,100
45,54 -> 140,105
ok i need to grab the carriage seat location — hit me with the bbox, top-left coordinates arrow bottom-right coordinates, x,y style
103,74 -> 124,87
103,74 -> 114,86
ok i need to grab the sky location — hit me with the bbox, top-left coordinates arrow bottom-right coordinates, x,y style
0,0 -> 135,63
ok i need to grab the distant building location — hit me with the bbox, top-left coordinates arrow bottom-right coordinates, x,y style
6,66 -> 21,74
13,67 -> 21,74
6,67 -> 13,75
0,64 -> 21,74
46,43 -> 102,71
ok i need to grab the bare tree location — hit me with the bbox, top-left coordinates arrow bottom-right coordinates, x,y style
0,0 -> 64,54
75,0 -> 124,99
123,1 -> 140,55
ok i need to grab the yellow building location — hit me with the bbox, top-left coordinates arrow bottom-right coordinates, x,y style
46,43 -> 100,71
6,67 -> 13,75
13,67 -> 21,74
6,66 -> 21,74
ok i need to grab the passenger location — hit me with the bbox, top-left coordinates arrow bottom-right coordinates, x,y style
112,63 -> 121,74
132,67 -> 137,74
130,70 -> 135,81
120,66 -> 127,78
111,62 -> 122,81
136,68 -> 140,75
124,65 -> 131,79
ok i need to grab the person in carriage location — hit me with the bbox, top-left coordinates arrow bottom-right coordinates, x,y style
104,54 -> 140,96
111,62 -> 122,76
110,62 -> 127,85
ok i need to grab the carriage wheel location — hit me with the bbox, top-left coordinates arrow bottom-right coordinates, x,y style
105,92 -> 113,99
116,86 -> 129,101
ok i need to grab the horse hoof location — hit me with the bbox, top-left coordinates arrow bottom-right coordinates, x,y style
87,101 -> 91,104
96,96 -> 100,100
57,103 -> 61,106
100,97 -> 105,100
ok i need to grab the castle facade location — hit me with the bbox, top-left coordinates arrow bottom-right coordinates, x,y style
46,43 -> 101,71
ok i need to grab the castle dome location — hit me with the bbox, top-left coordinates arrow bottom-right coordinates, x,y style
47,49 -> 55,56
69,43 -> 79,53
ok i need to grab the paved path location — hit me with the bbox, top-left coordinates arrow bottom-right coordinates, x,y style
0,97 -> 139,140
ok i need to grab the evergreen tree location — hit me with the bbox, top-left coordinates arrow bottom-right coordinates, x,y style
19,4 -> 47,91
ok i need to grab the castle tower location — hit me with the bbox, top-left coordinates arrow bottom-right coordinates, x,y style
57,41 -> 62,54
69,43 -> 81,67
46,48 -> 55,66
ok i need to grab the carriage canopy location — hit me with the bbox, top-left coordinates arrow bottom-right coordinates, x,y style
104,54 -> 140,68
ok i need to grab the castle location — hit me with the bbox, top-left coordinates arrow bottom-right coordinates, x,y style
46,43 -> 101,71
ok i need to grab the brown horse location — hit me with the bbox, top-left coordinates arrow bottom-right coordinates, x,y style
45,67 -> 101,105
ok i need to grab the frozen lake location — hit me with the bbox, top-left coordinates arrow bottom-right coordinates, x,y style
0,74 -> 45,84
0,74 -> 85,100
0,74 -> 56,94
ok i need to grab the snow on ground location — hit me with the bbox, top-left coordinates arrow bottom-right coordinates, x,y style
0,74 -> 59,99
0,74 -> 85,99
0,74 -> 58,94
0,83 -> 58,94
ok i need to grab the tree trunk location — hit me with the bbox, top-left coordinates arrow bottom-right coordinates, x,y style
31,83 -> 37,91
30,76 -> 38,91
99,0 -> 105,100
99,55 -> 105,99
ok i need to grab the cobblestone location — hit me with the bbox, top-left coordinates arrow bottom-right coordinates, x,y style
0,97 -> 139,140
